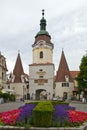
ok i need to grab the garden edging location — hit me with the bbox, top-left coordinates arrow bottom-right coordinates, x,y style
0,123 -> 87,130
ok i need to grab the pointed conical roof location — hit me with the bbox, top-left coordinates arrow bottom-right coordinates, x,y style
56,50 -> 73,82
13,52 -> 24,83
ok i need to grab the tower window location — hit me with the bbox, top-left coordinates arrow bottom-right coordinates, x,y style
40,51 -> 43,58
39,69 -> 43,71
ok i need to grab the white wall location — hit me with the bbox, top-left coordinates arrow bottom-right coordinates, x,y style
29,64 -> 54,99
55,82 -> 74,99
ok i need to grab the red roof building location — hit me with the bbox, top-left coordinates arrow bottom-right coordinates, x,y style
56,50 -> 73,82
13,52 -> 24,83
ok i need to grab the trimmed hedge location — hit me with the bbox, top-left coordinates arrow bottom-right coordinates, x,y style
51,101 -> 69,105
33,101 -> 54,127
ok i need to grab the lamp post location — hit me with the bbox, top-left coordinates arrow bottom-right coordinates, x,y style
23,86 -> 24,101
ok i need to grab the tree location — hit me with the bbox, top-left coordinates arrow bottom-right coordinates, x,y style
0,90 -> 3,98
76,53 -> 87,92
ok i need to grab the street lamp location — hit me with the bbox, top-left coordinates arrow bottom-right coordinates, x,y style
23,86 -> 24,101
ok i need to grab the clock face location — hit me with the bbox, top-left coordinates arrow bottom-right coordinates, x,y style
39,42 -> 43,46
38,40 -> 45,47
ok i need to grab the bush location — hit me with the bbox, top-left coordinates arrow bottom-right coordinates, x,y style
0,91 -> 3,98
2,93 -> 9,102
33,101 -> 54,127
0,92 -> 16,102
9,94 -> 16,101
51,101 -> 69,105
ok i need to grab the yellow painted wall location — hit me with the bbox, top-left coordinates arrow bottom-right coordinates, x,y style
33,47 -> 52,63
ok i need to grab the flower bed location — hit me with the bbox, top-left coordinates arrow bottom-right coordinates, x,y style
0,102 -> 87,129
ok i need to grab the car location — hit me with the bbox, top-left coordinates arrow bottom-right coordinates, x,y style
53,96 -> 64,101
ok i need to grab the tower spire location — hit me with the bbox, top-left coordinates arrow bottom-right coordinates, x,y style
13,52 -> 24,82
40,9 -> 46,30
42,9 -> 44,18
35,9 -> 51,38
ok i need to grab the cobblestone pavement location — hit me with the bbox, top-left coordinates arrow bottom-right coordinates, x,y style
0,101 -> 87,113
70,101 -> 87,112
0,102 -> 25,112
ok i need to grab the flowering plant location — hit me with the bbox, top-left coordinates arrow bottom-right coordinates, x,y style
68,110 -> 87,126
53,104 -> 87,127
0,109 -> 21,125
0,103 -> 87,127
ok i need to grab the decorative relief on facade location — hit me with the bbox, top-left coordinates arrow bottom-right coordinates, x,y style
36,71 -> 46,76
34,79 -> 48,85
35,70 -> 47,85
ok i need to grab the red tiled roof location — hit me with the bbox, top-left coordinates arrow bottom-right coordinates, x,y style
55,50 -> 73,82
34,35 -> 51,45
70,71 -> 79,79
13,53 -> 24,83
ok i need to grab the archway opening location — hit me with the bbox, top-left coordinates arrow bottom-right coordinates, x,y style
36,89 -> 47,100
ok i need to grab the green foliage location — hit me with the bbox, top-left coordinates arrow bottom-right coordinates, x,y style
52,118 -> 60,127
0,91 -> 3,98
76,54 -> 87,91
51,101 -> 69,105
33,101 -> 54,127
26,101 -> 39,105
0,92 -> 16,102
2,93 -> 9,102
0,121 -> 5,126
9,94 -> 16,101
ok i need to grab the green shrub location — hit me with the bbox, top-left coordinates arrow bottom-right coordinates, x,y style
0,91 -> 3,98
26,101 -> 39,105
2,93 -> 9,102
51,101 -> 69,105
9,94 -> 16,101
33,101 -> 54,127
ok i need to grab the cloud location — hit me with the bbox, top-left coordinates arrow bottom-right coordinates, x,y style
0,0 -> 87,74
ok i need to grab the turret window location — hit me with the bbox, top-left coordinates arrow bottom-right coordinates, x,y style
62,82 -> 69,87
40,51 -> 43,58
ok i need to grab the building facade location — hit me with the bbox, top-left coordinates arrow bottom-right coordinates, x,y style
0,52 -> 7,90
7,52 -> 29,100
4,10 -> 80,101
55,50 -> 74,100
29,10 -> 54,100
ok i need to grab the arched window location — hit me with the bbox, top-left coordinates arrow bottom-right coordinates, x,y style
40,51 -> 43,58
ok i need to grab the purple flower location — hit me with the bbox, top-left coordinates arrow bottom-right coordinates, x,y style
53,104 -> 75,126
16,104 -> 36,122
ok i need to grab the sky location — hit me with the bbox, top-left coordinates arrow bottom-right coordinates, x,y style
0,0 -> 87,75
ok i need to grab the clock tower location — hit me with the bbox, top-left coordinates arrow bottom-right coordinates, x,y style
29,10 -> 54,100
32,9 -> 53,64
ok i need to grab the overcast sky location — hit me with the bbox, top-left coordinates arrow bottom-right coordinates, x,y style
0,0 -> 87,74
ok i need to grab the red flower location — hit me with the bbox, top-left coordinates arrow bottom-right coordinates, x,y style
68,110 -> 87,124
0,109 -> 21,125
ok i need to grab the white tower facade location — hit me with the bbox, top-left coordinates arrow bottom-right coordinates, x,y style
29,10 -> 54,100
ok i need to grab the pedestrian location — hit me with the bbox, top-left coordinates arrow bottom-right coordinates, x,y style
82,96 -> 86,103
